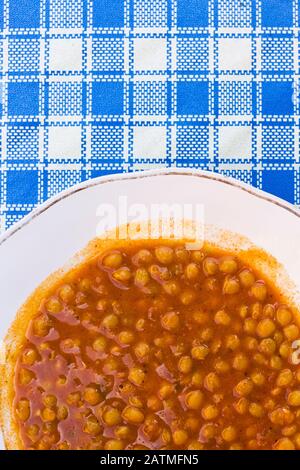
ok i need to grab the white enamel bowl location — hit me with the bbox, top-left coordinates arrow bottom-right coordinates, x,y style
0,168 -> 300,448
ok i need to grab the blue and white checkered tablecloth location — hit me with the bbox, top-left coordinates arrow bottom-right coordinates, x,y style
0,0 -> 299,233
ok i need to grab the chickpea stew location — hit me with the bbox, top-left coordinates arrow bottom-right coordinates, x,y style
10,241 -> 300,450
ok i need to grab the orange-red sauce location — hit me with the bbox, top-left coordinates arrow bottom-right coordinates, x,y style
13,242 -> 300,450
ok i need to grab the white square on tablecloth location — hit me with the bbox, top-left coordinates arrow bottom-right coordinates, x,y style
48,126 -> 82,159
134,38 -> 167,71
49,38 -> 82,72
218,38 -> 252,71
133,126 -> 166,159
219,126 -> 252,159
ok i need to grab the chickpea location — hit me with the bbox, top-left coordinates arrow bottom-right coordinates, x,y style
33,314 -> 52,337
234,379 -> 253,397
118,330 -> 135,345
79,278 -> 91,292
247,439 -> 258,450
256,318 -> 276,338
26,424 -> 39,442
279,341 -> 291,359
67,391 -> 81,407
250,281 -> 267,301
294,433 -> 300,449
270,356 -> 282,370
200,423 -> 216,441
245,424 -> 258,439
188,441 -> 204,450
19,368 -> 35,386
230,443 -> 243,450
41,407 -> 56,422
269,407 -> 294,426
16,398 -> 30,421
219,257 -> 238,274
128,367 -> 145,386
133,249 -> 153,266
243,336 -> 258,351
103,407 -> 122,426
59,284 -> 75,303
201,404 -> 219,420
37,435 -> 55,450
239,269 -> 255,288
185,416 -> 200,432
192,310 -> 209,325
129,395 -> 143,408
232,353 -> 248,371
180,289 -> 196,306
83,415 -> 101,435
134,268 -> 150,287
259,338 -> 276,356
284,324 -> 299,341
93,336 -> 107,352
191,250 -> 204,263
234,397 -> 249,415
211,338 -> 222,354
135,318 -> 146,331
251,370 -> 266,386
45,297 -> 62,314
185,390 -> 203,410
147,395 -> 162,412
22,348 -> 38,366
83,385 -> 102,406
239,305 -> 248,319
222,426 -> 237,442
134,342 -> 150,361
102,251 -> 123,269
178,356 -> 193,374
57,405 -> 68,421
43,394 -> 57,409
203,257 -> 218,276
122,406 -> 144,424
273,438 -> 295,450
112,267 -> 132,282
223,276 -> 240,295
163,280 -> 180,296
249,402 -> 264,418
102,314 -> 119,329
172,429 -> 188,446
204,372 -> 220,392
287,391 -> 300,407
96,299 -> 108,312
192,371 -> 204,387
225,334 -> 240,350
161,311 -> 180,331
214,309 -> 231,326
244,318 -> 257,335
264,398 -> 275,411
185,263 -> 200,281
175,247 -> 189,263
276,305 -> 292,326
274,330 -> 284,345
158,383 -> 174,399
191,344 -> 209,360
114,425 -> 131,439
214,359 -> 230,374
155,246 -> 174,265
200,327 -> 213,341
282,425 -> 297,437
251,302 -> 263,320
104,439 -> 124,450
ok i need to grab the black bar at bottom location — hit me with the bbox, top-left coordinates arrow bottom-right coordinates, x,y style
0,449 -> 298,465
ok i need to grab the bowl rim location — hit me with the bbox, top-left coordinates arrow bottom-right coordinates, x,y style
0,167 -> 299,248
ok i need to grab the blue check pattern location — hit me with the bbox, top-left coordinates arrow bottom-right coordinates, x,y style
0,0 -> 299,232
